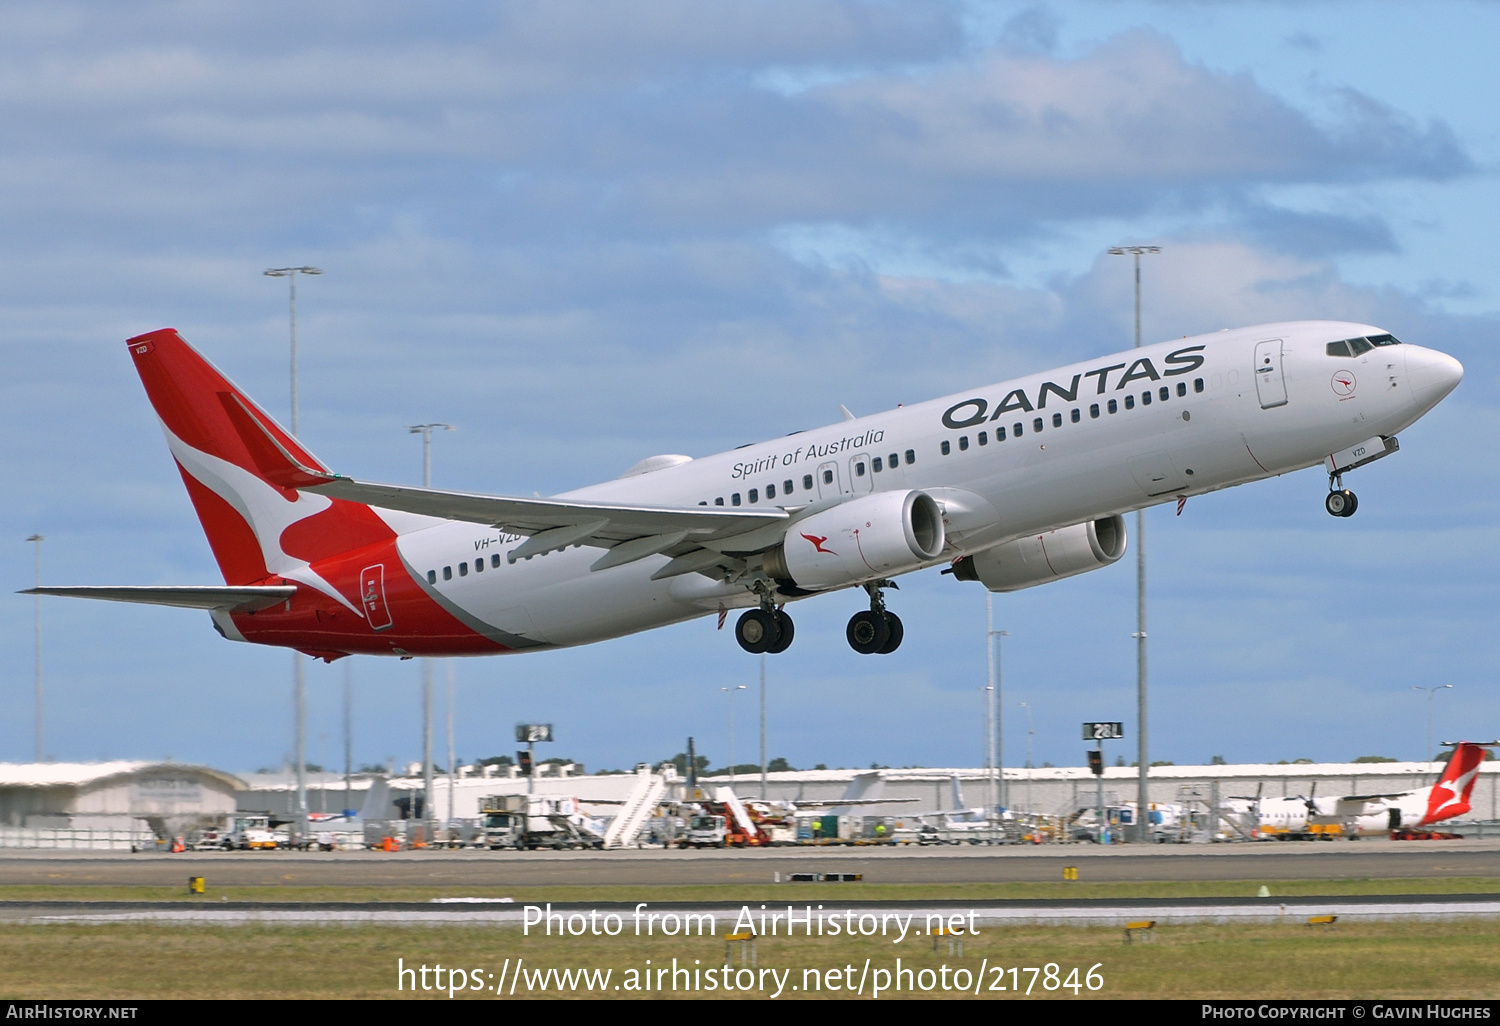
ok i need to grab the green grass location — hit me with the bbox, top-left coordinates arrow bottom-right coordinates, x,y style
1,919 -> 1496,999
0,876 -> 1496,904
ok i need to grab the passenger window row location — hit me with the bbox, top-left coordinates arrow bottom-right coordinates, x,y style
940,378 -> 1206,456
428,553 -> 504,584
699,450 -> 917,507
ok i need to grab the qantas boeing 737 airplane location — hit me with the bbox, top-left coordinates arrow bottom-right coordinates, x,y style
27,321 -> 1462,659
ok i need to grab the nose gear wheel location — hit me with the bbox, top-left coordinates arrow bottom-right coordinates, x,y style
1325,490 -> 1357,517
1325,472 -> 1358,517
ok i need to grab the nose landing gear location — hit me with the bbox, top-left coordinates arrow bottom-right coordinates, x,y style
1325,472 -> 1358,517
847,580 -> 903,655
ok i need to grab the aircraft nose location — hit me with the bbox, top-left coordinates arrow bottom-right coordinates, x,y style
1409,347 -> 1464,405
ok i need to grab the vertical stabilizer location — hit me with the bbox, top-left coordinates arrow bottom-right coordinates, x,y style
1421,742 -> 1486,825
127,329 -> 397,586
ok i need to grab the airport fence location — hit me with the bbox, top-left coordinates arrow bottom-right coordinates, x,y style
0,826 -> 155,851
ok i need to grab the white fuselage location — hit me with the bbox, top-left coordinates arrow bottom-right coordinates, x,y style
389,320 -> 1460,650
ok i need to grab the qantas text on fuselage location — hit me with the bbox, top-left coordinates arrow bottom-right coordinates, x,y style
27,320 -> 1462,659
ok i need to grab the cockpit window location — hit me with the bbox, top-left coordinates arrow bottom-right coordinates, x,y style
1327,336 -> 1378,357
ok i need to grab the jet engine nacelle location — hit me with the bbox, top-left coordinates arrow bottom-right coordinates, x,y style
764,489 -> 946,591
950,515 -> 1126,592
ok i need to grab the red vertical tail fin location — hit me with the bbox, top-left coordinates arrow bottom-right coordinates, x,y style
1420,742 -> 1486,825
127,329 -> 396,586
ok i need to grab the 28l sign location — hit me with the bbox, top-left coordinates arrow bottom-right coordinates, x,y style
1082,722 -> 1124,741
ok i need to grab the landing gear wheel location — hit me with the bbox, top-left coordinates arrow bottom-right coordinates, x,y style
735,609 -> 781,654
766,612 -> 795,653
1325,489 -> 1358,517
877,612 -> 903,654
847,610 -> 891,655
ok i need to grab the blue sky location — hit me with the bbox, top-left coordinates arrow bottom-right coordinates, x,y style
1,1 -> 1495,777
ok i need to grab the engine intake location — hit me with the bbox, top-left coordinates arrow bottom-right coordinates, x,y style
764,490 -> 946,591
949,515 -> 1126,592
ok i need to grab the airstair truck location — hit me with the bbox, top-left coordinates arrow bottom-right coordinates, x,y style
680,787 -> 770,847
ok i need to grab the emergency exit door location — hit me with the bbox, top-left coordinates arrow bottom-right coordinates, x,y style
1253,339 -> 1287,409
360,564 -> 394,631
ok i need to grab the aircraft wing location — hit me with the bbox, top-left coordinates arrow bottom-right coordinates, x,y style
310,477 -> 784,541
308,477 -> 787,571
20,585 -> 296,612
1337,791 -> 1411,803
786,798 -> 919,808
217,382 -> 789,572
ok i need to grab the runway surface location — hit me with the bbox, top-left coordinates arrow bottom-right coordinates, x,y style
0,838 -> 1495,888
6,893 -> 1498,927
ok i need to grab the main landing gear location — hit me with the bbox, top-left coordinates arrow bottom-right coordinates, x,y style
847,580 -> 903,655
735,588 -> 795,655
1325,472 -> 1358,518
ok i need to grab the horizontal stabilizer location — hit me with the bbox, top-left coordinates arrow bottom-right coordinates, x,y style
21,585 -> 296,612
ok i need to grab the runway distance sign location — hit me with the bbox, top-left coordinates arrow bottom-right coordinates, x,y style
1082,722 -> 1124,741
516,723 -> 553,743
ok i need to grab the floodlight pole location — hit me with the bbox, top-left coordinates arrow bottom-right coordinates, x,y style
409,423 -> 454,838
1412,684 -> 1453,769
265,265 -> 321,845
342,663 -> 353,815
721,685 -> 746,788
759,654 -> 767,799
986,593 -> 1008,815
446,663 -> 457,826
1020,700 -> 1034,813
1109,245 -> 1159,842
983,685 -> 994,838
27,535 -> 43,762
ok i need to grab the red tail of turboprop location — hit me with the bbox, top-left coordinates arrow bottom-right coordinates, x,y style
127,328 -> 399,588
1420,742 -> 1487,825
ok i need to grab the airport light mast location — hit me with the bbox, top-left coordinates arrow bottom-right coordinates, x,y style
265,265 -> 321,844
1020,700 -> 1034,813
721,685 -> 746,788
27,534 -> 43,762
1412,684 -> 1453,768
759,654 -> 767,800
986,593 -> 1008,814
983,684 -> 994,834
1109,244 -> 1160,842
410,423 -> 454,838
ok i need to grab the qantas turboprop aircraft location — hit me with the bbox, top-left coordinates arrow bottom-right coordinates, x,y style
27,321 -> 1461,659
1309,741 -> 1490,836
1223,742 -> 1489,839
